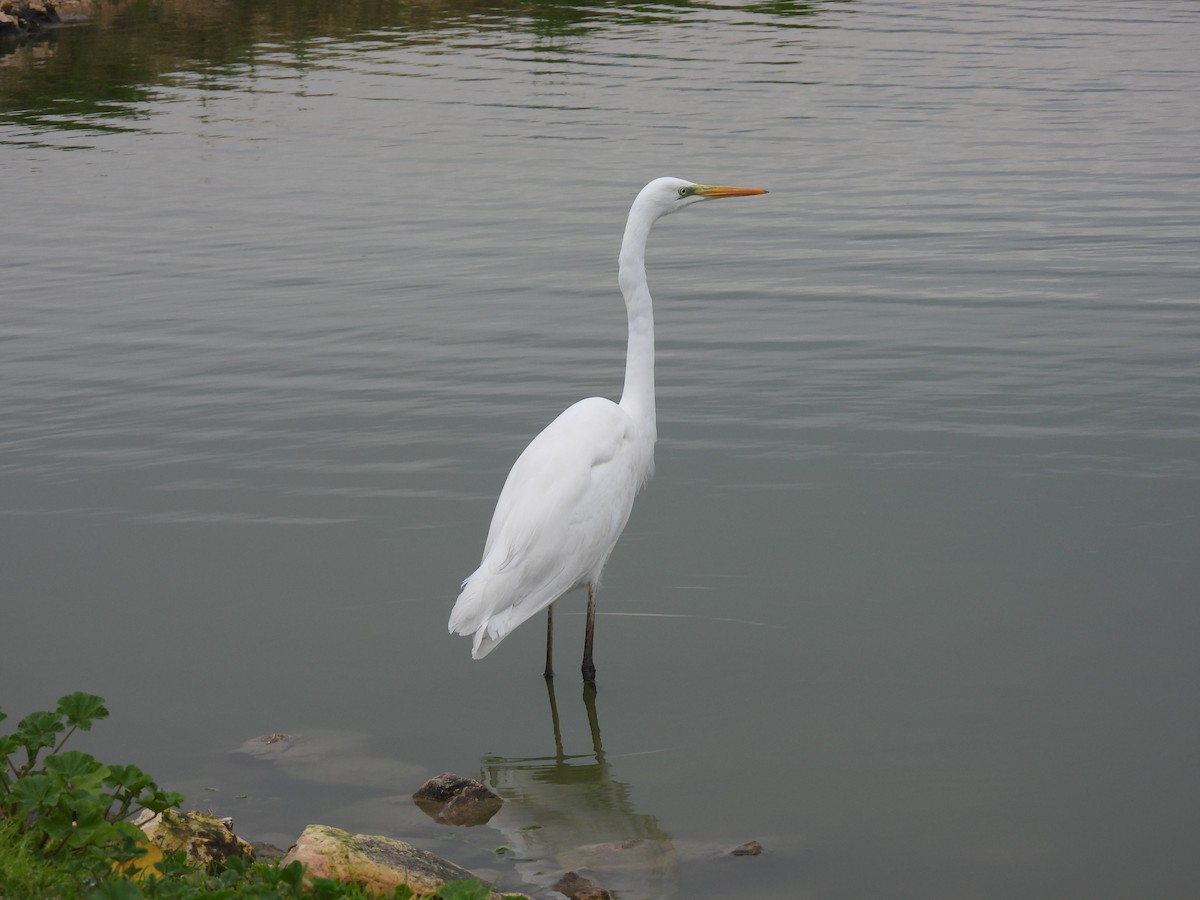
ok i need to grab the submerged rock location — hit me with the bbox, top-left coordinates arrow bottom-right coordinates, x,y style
233,728 -> 424,788
561,837 -> 675,875
281,824 -> 518,898
413,772 -> 503,826
134,808 -> 255,869
730,840 -> 764,856
251,841 -> 288,861
233,731 -> 293,759
551,870 -> 612,900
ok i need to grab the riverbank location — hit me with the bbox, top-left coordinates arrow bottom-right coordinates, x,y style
0,0 -> 93,36
1,0 -> 235,38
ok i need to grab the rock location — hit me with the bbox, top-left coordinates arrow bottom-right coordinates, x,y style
412,772 -> 489,803
551,871 -> 592,894
0,0 -> 60,34
562,837 -> 674,873
551,871 -> 612,899
233,731 -> 293,759
730,840 -> 764,856
413,772 -> 503,826
233,729 -> 424,788
281,824 -> 517,898
134,808 -> 255,869
251,841 -> 288,861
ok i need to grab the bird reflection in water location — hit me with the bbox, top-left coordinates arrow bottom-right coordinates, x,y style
479,683 -> 678,900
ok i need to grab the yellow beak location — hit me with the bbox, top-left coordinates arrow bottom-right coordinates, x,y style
695,184 -> 769,198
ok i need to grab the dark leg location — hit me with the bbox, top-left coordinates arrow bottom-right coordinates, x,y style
543,603 -> 555,680
582,583 -> 597,684
544,676 -> 565,758
582,682 -> 604,762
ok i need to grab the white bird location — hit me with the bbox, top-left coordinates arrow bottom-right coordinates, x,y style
449,177 -> 768,683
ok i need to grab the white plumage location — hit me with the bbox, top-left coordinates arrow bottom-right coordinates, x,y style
449,177 -> 767,682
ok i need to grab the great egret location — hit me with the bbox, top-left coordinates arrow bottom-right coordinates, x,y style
449,177 -> 768,683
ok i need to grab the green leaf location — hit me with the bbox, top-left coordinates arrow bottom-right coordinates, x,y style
105,763 -> 152,793
136,787 -> 184,814
152,849 -> 192,879
108,823 -> 149,863
57,693 -> 110,731
68,796 -> 111,830
16,710 -> 65,755
0,733 -> 21,763
9,772 -> 61,810
88,879 -> 142,900
279,859 -> 306,889
38,803 -> 82,844
224,854 -> 247,877
45,750 -> 106,789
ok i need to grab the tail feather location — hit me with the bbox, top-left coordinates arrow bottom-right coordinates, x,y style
448,569 -> 488,637
448,562 -> 564,660
448,565 -> 518,659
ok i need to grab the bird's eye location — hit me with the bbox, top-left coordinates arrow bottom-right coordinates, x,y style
678,187 -> 690,197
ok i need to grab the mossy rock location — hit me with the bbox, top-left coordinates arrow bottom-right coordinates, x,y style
134,808 -> 255,869
281,824 -> 523,898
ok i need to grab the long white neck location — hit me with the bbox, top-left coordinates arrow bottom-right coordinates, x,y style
617,198 -> 658,451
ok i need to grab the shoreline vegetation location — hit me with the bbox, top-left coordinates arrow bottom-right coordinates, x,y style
0,693 -> 530,899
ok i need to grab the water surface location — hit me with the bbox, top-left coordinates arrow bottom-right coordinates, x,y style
3,1 -> 1199,897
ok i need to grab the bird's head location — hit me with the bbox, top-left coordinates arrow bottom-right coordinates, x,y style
638,176 -> 768,219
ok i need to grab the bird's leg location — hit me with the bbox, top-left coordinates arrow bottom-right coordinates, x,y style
545,677 -> 564,757
543,603 -> 555,680
582,682 -> 604,761
582,583 -> 597,684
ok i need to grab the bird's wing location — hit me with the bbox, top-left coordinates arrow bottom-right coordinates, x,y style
450,397 -> 646,657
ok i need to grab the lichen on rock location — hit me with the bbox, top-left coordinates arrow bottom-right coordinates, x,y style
281,824 -> 521,898
134,807 -> 255,870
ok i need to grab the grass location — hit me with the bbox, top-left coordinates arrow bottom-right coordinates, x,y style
1,692 -> 522,900
0,814 -> 79,899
